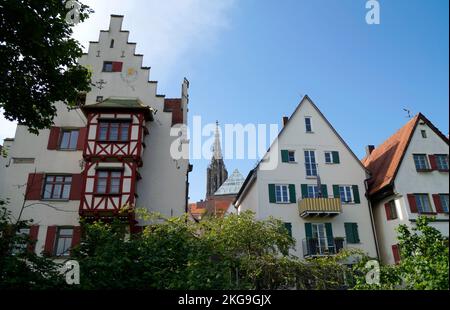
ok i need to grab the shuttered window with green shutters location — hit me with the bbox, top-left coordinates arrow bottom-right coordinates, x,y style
304,223 -> 313,239
352,185 -> 361,204
269,184 -> 296,203
333,185 -> 340,199
324,223 -> 334,252
344,223 -> 360,244
284,223 -> 292,237
332,151 -> 340,164
281,150 -> 289,163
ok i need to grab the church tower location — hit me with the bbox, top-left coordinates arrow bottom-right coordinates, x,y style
206,121 -> 228,198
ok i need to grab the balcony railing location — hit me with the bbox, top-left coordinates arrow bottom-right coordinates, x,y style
302,237 -> 346,257
298,197 -> 342,217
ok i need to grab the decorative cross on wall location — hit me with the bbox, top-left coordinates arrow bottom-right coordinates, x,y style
92,79 -> 107,89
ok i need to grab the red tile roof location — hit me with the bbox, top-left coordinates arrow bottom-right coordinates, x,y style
362,113 -> 449,196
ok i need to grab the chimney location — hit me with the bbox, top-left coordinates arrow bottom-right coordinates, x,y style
365,145 -> 375,156
282,116 -> 289,127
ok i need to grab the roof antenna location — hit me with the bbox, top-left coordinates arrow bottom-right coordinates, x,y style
403,108 -> 412,118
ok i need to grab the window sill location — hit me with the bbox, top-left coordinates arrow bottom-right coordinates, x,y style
96,140 -> 130,143
93,193 -> 121,197
305,131 -> 314,134
40,199 -> 70,202
305,176 -> 318,179
416,169 -> 432,172
274,202 -> 293,205
418,212 -> 438,215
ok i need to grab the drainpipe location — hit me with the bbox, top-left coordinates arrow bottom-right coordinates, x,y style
364,178 -> 380,259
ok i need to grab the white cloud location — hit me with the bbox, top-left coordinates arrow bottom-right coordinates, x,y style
1,0 -> 236,143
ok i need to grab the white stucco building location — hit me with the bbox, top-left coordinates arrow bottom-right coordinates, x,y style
0,15 -> 191,257
234,95 -> 378,259
362,113 -> 449,265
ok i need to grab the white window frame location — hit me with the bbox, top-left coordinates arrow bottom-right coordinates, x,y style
54,227 -> 74,257
304,150 -> 317,177
413,154 -> 429,170
288,150 -> 296,163
436,155 -> 449,170
307,184 -> 320,198
440,194 -> 449,213
305,117 -> 313,133
339,185 -> 354,204
324,151 -> 332,164
415,194 -> 433,213
275,184 -> 290,203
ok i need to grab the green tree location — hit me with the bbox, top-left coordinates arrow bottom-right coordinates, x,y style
352,216 -> 449,290
0,200 -> 65,289
0,0 -> 92,133
72,210 -> 348,289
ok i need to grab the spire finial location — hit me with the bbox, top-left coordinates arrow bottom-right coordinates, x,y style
213,120 -> 223,160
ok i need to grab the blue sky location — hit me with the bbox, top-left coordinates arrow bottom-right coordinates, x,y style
1,0 -> 448,203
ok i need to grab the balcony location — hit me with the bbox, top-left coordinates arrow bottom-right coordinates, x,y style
298,197 -> 342,217
302,237 -> 346,257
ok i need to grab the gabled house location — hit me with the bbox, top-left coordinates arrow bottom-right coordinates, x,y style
362,113 -> 449,264
234,95 -> 378,259
0,15 -> 191,257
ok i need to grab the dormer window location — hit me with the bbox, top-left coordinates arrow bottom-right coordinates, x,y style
305,117 -> 312,133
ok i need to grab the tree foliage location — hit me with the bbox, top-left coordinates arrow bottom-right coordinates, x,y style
0,0 -> 92,133
352,216 -> 449,290
72,210 -> 348,289
0,200 -> 65,289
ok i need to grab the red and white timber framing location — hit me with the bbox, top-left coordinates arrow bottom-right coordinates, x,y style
83,111 -> 147,164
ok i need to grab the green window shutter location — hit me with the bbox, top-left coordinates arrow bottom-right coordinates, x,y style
352,185 -> 361,203
301,184 -> 308,198
304,223 -> 312,239
321,184 -> 328,198
325,223 -> 334,251
284,222 -> 292,237
333,185 -> 340,198
281,150 -> 289,163
353,223 -> 360,243
332,151 -> 340,164
345,223 -> 357,243
268,184 -> 276,203
289,184 -> 296,203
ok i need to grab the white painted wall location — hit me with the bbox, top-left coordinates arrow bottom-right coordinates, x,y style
373,121 -> 449,264
236,97 -> 378,258
0,15 -> 189,254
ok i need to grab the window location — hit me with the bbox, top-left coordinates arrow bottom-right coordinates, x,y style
385,200 -> 398,220
14,228 -> 30,253
96,96 -> 104,102
102,61 -> 113,72
110,39 -> 114,48
344,223 -> 360,244
55,228 -> 73,256
275,185 -> 289,203
339,186 -> 353,203
95,170 -> 122,194
305,117 -> 312,132
102,61 -> 122,72
414,194 -> 433,213
421,130 -> 427,138
283,223 -> 292,238
98,121 -> 130,142
311,223 -> 328,253
307,185 -> 320,198
59,129 -> 79,150
413,154 -> 429,170
288,151 -> 296,162
304,150 -> 317,177
439,194 -> 449,213
436,155 -> 449,171
324,151 -> 332,164
42,175 -> 72,200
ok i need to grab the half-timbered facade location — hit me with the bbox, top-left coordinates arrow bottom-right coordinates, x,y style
0,15 -> 191,256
